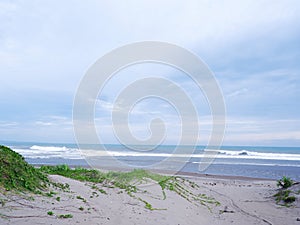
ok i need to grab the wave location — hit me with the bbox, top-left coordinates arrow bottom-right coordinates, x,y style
83,149 -> 300,161
11,145 -> 300,161
30,145 -> 69,152
191,161 -> 300,167
13,145 -> 83,159
216,150 -> 300,160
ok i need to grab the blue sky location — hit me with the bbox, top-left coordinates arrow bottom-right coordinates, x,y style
0,0 -> 300,146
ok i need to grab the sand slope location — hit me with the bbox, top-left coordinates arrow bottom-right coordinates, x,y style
0,175 -> 299,225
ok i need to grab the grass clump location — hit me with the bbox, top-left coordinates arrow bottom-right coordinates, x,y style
274,190 -> 290,202
99,189 -> 107,194
45,191 -> 56,197
138,197 -> 164,211
274,190 -> 296,205
58,214 -> 73,219
76,195 -> 87,202
277,176 -> 293,189
39,165 -> 106,183
104,169 -> 168,193
0,145 -> 48,192
47,211 -> 54,216
274,176 -> 297,206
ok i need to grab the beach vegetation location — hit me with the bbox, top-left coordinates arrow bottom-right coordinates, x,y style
0,146 -> 220,213
76,195 -> 87,203
45,191 -> 56,197
138,197 -> 163,210
274,189 -> 296,206
58,214 -> 73,219
40,165 -> 220,211
99,189 -> 107,194
274,177 -> 297,206
90,184 -> 107,194
284,196 -> 296,203
277,176 -> 293,189
52,182 -> 70,191
0,145 -> 48,192
274,182 -> 297,207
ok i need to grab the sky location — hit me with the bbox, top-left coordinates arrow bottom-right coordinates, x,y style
0,0 -> 300,146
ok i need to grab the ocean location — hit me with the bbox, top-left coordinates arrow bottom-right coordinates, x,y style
2,141 -> 300,181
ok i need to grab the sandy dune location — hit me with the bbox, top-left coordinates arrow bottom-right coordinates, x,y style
0,174 -> 299,225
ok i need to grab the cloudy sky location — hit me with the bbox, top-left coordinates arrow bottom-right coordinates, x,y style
1,0 -> 300,146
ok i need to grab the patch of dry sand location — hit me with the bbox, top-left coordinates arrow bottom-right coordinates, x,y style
0,174 -> 299,225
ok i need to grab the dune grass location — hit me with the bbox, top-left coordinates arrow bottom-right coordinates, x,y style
0,146 -> 220,211
0,145 -> 48,192
274,176 -> 297,206
39,164 -> 220,210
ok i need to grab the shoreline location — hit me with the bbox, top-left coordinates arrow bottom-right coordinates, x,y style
32,163 -> 276,181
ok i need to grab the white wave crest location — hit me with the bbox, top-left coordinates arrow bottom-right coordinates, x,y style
12,145 -> 300,161
82,149 -> 300,161
217,150 -> 300,160
13,145 -> 83,159
30,145 -> 68,152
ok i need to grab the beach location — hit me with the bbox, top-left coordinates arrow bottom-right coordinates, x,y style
1,173 -> 300,225
5,142 -> 300,181
2,1 -> 300,224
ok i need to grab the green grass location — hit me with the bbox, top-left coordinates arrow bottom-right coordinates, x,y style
76,195 -> 87,202
274,176 -> 297,206
274,190 -> 296,205
45,191 -> 56,197
277,176 -> 293,189
58,214 -> 73,219
40,164 -> 220,210
284,196 -> 296,203
99,189 -> 107,194
0,146 -> 220,212
0,145 -> 49,192
138,197 -> 165,211
39,165 -> 107,183
39,165 -> 169,194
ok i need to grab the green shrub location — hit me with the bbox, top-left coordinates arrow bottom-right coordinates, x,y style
284,196 -> 296,203
277,176 -> 293,189
0,145 -> 48,192
274,189 -> 297,206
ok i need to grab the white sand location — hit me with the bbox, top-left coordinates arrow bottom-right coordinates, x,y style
0,174 -> 299,225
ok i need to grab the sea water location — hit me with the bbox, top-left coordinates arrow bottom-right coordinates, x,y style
3,141 -> 300,180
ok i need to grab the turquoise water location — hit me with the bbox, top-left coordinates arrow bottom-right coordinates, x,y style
2,141 -> 300,180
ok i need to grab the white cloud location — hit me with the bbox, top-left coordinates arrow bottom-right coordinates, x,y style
0,121 -> 18,127
227,88 -> 249,98
35,121 -> 53,126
